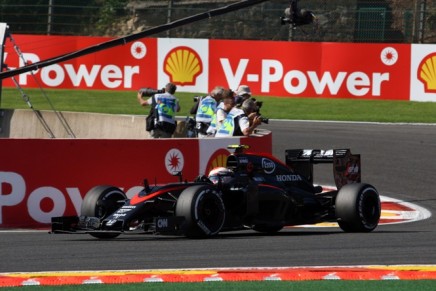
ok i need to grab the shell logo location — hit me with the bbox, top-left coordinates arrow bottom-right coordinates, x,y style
417,52 -> 436,93
163,46 -> 203,86
205,148 -> 231,175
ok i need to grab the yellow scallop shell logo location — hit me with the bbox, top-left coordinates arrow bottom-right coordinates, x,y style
205,149 -> 230,175
164,46 -> 203,86
418,52 -> 436,93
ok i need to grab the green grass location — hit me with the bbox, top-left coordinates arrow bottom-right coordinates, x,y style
5,280 -> 436,290
1,88 -> 436,123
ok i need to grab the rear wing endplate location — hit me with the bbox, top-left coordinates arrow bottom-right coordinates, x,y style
285,149 -> 361,189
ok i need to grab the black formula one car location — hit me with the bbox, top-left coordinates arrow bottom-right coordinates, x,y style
51,145 -> 381,239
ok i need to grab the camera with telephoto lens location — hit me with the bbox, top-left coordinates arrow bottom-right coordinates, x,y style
193,96 -> 202,102
258,116 -> 269,124
139,88 -> 165,97
252,98 -> 269,124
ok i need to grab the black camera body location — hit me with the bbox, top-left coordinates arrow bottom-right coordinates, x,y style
252,98 -> 264,114
259,116 -> 269,124
139,88 -> 165,97
251,98 -> 269,124
193,96 -> 203,102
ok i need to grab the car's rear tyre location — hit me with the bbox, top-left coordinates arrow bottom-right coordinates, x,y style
81,185 -> 127,239
176,185 -> 225,238
335,183 -> 381,232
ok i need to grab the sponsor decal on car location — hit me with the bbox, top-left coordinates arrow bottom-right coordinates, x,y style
276,174 -> 303,182
262,158 -> 275,174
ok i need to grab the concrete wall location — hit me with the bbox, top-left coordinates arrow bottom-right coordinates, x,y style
0,109 -> 189,139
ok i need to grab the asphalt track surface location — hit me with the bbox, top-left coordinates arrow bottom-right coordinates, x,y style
1,120 -> 435,273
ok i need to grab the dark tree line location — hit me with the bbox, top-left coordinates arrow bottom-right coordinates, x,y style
0,0 -> 128,35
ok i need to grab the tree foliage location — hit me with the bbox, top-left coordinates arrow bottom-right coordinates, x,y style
0,0 -> 128,35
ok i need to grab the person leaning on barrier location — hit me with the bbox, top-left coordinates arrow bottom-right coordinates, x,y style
206,89 -> 236,136
191,86 -> 224,138
215,98 -> 261,137
137,82 -> 180,138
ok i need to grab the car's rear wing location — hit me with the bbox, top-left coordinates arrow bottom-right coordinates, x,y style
285,149 -> 361,189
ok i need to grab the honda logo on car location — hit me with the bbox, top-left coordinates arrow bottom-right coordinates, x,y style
276,174 -> 303,182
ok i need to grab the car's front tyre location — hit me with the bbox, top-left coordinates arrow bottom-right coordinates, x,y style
81,185 -> 127,239
176,185 -> 225,238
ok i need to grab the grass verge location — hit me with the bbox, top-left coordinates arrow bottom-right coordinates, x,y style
1,88 -> 436,123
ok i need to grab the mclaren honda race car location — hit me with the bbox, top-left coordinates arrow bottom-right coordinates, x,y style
51,145 -> 381,239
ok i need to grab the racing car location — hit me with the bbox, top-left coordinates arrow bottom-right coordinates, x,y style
51,145 -> 381,238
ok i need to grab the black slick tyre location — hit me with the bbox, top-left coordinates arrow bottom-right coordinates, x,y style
81,185 -> 127,239
176,185 -> 225,238
335,183 -> 381,232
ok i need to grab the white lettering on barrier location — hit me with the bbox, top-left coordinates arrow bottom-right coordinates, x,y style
261,60 -> 283,92
307,71 -> 346,95
40,64 -> 139,89
221,58 -> 390,97
0,171 -> 146,225
65,64 -> 100,87
27,187 -> 66,223
220,58 -> 249,90
283,70 -> 307,94
19,53 -> 40,85
101,65 -> 122,88
0,172 -> 26,224
41,64 -> 65,87
66,188 -> 84,217
11,53 -> 139,89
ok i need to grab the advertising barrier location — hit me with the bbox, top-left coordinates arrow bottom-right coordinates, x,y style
3,35 -> 436,101
0,133 -> 272,228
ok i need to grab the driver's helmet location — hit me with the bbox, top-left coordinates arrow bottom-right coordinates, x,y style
208,167 -> 234,184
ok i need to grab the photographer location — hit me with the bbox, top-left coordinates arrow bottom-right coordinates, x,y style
137,82 -> 180,138
190,86 -> 224,138
215,98 -> 261,137
234,85 -> 252,107
206,89 -> 236,137
234,84 -> 269,125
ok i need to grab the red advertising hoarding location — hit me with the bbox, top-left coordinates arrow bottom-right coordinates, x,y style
0,134 -> 272,228
3,35 -> 157,90
209,40 -> 411,100
3,35 -> 412,100
0,139 -> 198,228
